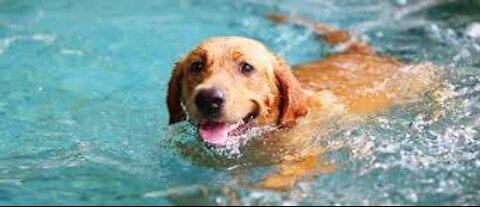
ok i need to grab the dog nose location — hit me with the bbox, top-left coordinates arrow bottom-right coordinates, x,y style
195,88 -> 225,116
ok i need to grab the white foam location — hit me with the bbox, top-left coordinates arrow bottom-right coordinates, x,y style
210,125 -> 278,158
0,33 -> 56,55
466,22 -> 480,39
60,49 -> 85,56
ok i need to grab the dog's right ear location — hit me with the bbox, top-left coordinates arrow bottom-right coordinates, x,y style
166,61 -> 186,125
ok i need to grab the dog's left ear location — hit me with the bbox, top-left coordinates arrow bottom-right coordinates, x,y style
166,62 -> 186,125
273,55 -> 309,126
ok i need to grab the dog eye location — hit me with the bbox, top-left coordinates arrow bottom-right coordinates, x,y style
240,62 -> 255,74
190,61 -> 204,74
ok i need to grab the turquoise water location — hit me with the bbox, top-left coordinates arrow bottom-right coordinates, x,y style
0,0 -> 479,205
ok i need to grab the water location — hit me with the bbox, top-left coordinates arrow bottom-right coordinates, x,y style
0,0 -> 479,205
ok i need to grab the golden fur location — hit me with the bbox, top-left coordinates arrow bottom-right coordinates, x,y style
166,14 -> 441,191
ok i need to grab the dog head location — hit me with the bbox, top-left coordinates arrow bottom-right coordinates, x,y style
167,37 -> 309,146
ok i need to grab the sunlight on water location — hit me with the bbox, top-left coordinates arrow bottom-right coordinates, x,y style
0,0 -> 479,205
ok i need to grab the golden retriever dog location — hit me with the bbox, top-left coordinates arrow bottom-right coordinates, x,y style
166,14 -> 441,191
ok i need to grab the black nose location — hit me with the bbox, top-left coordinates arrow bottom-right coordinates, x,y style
195,88 -> 225,117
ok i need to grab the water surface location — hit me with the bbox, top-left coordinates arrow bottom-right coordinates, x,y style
0,0 -> 479,205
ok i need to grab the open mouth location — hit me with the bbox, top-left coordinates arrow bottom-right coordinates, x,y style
197,112 -> 258,147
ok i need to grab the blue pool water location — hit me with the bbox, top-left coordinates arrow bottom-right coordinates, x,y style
0,0 -> 479,205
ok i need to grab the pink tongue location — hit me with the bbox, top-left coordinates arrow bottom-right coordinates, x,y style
198,122 -> 232,146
